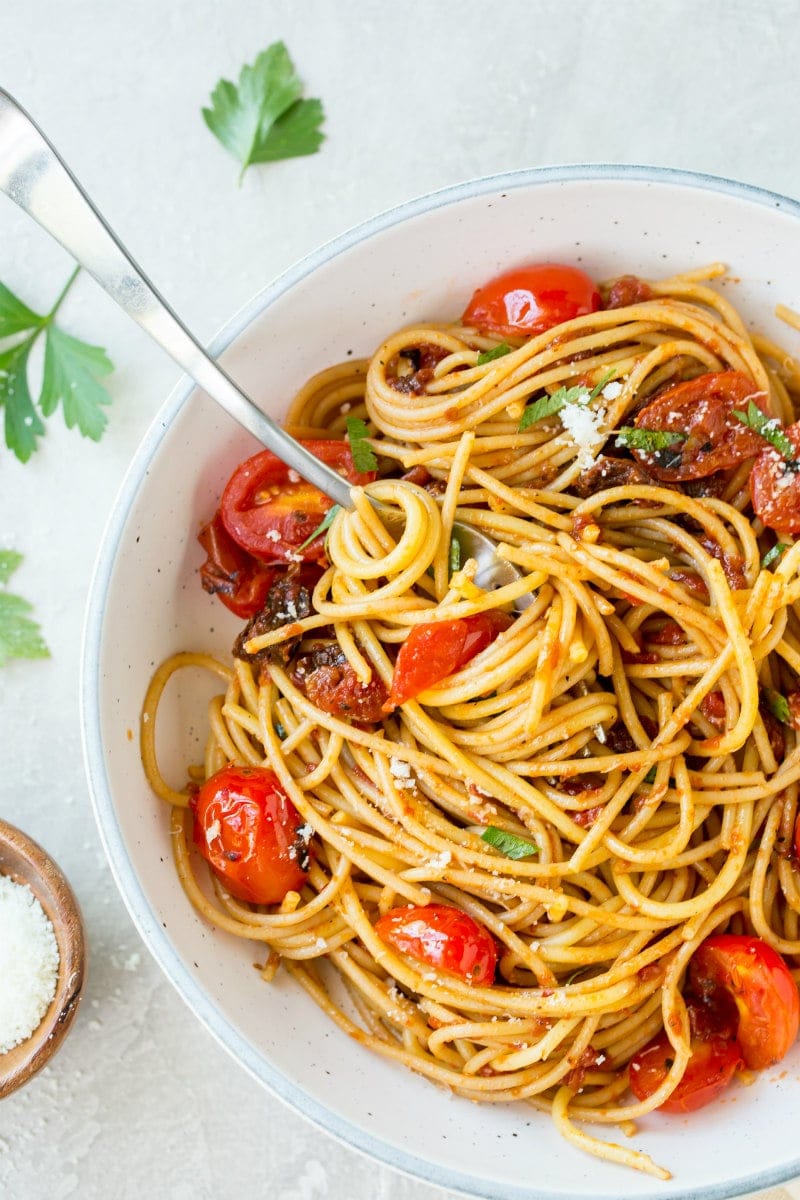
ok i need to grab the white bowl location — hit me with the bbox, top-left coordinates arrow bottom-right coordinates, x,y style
82,166 -> 800,1200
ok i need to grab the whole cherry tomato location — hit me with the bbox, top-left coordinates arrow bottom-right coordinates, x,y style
462,263 -> 601,338
632,371 -> 767,481
751,424 -> 800,533
220,440 -> 375,564
191,765 -> 312,905
689,934 -> 800,1069
374,903 -> 497,985
384,611 -> 512,710
197,510 -> 278,618
628,998 -> 743,1113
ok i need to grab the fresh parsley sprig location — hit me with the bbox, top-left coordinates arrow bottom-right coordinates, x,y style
203,41 -> 325,183
298,503 -> 341,550
0,551 -> 49,667
345,417 -> 378,473
480,825 -> 539,859
763,687 -> 791,725
733,399 -> 797,463
518,369 -> 615,433
0,268 -> 114,463
761,542 -> 789,570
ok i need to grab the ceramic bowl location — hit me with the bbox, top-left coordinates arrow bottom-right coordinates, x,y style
0,819 -> 85,1096
82,166 -> 800,1200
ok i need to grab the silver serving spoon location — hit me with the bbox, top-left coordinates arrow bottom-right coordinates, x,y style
0,89 -> 523,596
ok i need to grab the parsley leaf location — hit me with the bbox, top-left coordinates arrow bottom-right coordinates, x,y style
761,542 -> 789,570
345,417 -> 378,472
0,551 -> 49,667
202,42 -> 325,182
0,268 -> 115,463
733,400 -> 796,461
298,503 -> 341,550
763,687 -> 791,725
480,825 -> 539,859
476,343 -> 512,366
643,766 -> 658,784
449,534 -> 462,574
518,369 -> 615,432
614,427 -> 686,452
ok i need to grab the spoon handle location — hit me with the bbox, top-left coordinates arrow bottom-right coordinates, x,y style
0,89 -> 353,509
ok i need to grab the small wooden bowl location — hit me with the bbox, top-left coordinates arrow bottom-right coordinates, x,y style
0,819 -> 86,1098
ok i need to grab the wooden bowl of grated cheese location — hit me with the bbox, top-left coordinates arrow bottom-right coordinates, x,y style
0,819 -> 86,1097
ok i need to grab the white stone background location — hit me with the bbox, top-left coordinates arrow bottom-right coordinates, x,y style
2,0 -> 800,1196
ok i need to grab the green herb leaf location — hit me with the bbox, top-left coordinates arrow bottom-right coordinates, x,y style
476,342 -> 512,366
733,400 -> 796,461
274,721 -> 287,740
518,370 -> 615,433
643,766 -> 657,784
298,503 -> 341,550
763,687 -> 791,725
615,427 -> 686,452
761,542 -> 789,570
202,41 -> 325,181
41,327 -> 113,440
480,825 -> 539,860
0,281 -> 43,339
345,417 -> 378,472
0,551 -> 49,667
1,339 -> 44,463
449,534 -> 461,574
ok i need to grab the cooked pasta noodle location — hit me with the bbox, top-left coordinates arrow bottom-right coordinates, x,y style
142,264 -> 800,1180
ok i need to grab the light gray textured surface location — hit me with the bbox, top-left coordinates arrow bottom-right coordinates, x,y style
2,2 -> 800,1197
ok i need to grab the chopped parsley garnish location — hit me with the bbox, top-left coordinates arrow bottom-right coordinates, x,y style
298,503 -> 341,549
0,551 -> 49,667
476,342 -> 512,365
763,687 -> 791,725
643,766 -> 658,784
345,417 -> 378,472
733,400 -> 796,462
615,427 -> 686,453
761,542 -> 789,570
0,269 -> 113,463
202,41 -> 325,183
449,534 -> 462,574
480,825 -> 539,859
518,368 -> 615,432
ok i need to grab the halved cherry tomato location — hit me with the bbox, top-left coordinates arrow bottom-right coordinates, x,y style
632,372 -> 768,481
220,441 -> 375,564
462,264 -> 601,338
689,934 -> 800,1069
197,510 -> 278,618
374,903 -> 497,985
628,998 -> 743,1113
751,424 -> 800,533
191,764 -> 312,905
384,611 -> 513,710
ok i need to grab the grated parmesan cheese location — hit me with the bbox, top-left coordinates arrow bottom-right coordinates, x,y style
560,400 -> 607,470
601,380 -> 624,401
389,758 -> 415,789
0,875 -> 59,1054
424,850 -> 452,871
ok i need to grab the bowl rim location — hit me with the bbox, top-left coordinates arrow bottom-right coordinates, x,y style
81,163 -> 800,1200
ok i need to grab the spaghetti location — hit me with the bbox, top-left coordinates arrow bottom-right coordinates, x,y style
142,262 -> 800,1179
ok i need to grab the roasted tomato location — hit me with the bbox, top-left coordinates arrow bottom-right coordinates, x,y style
374,903 -> 497,985
220,441 -> 375,564
191,765 -> 312,905
295,641 -> 388,722
632,371 -> 768,481
751,424 -> 800,533
689,934 -> 800,1069
462,263 -> 601,338
198,510 -> 278,618
628,998 -> 743,1113
385,611 -> 512,710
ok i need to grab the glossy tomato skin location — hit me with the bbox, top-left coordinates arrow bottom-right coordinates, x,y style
751,423 -> 800,533
191,765 -> 311,905
628,1007 -> 743,1114
385,611 -> 513,709
689,934 -> 800,1069
374,903 -> 497,985
197,510 -> 278,618
220,441 -> 375,564
462,264 -> 601,338
632,372 -> 767,481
